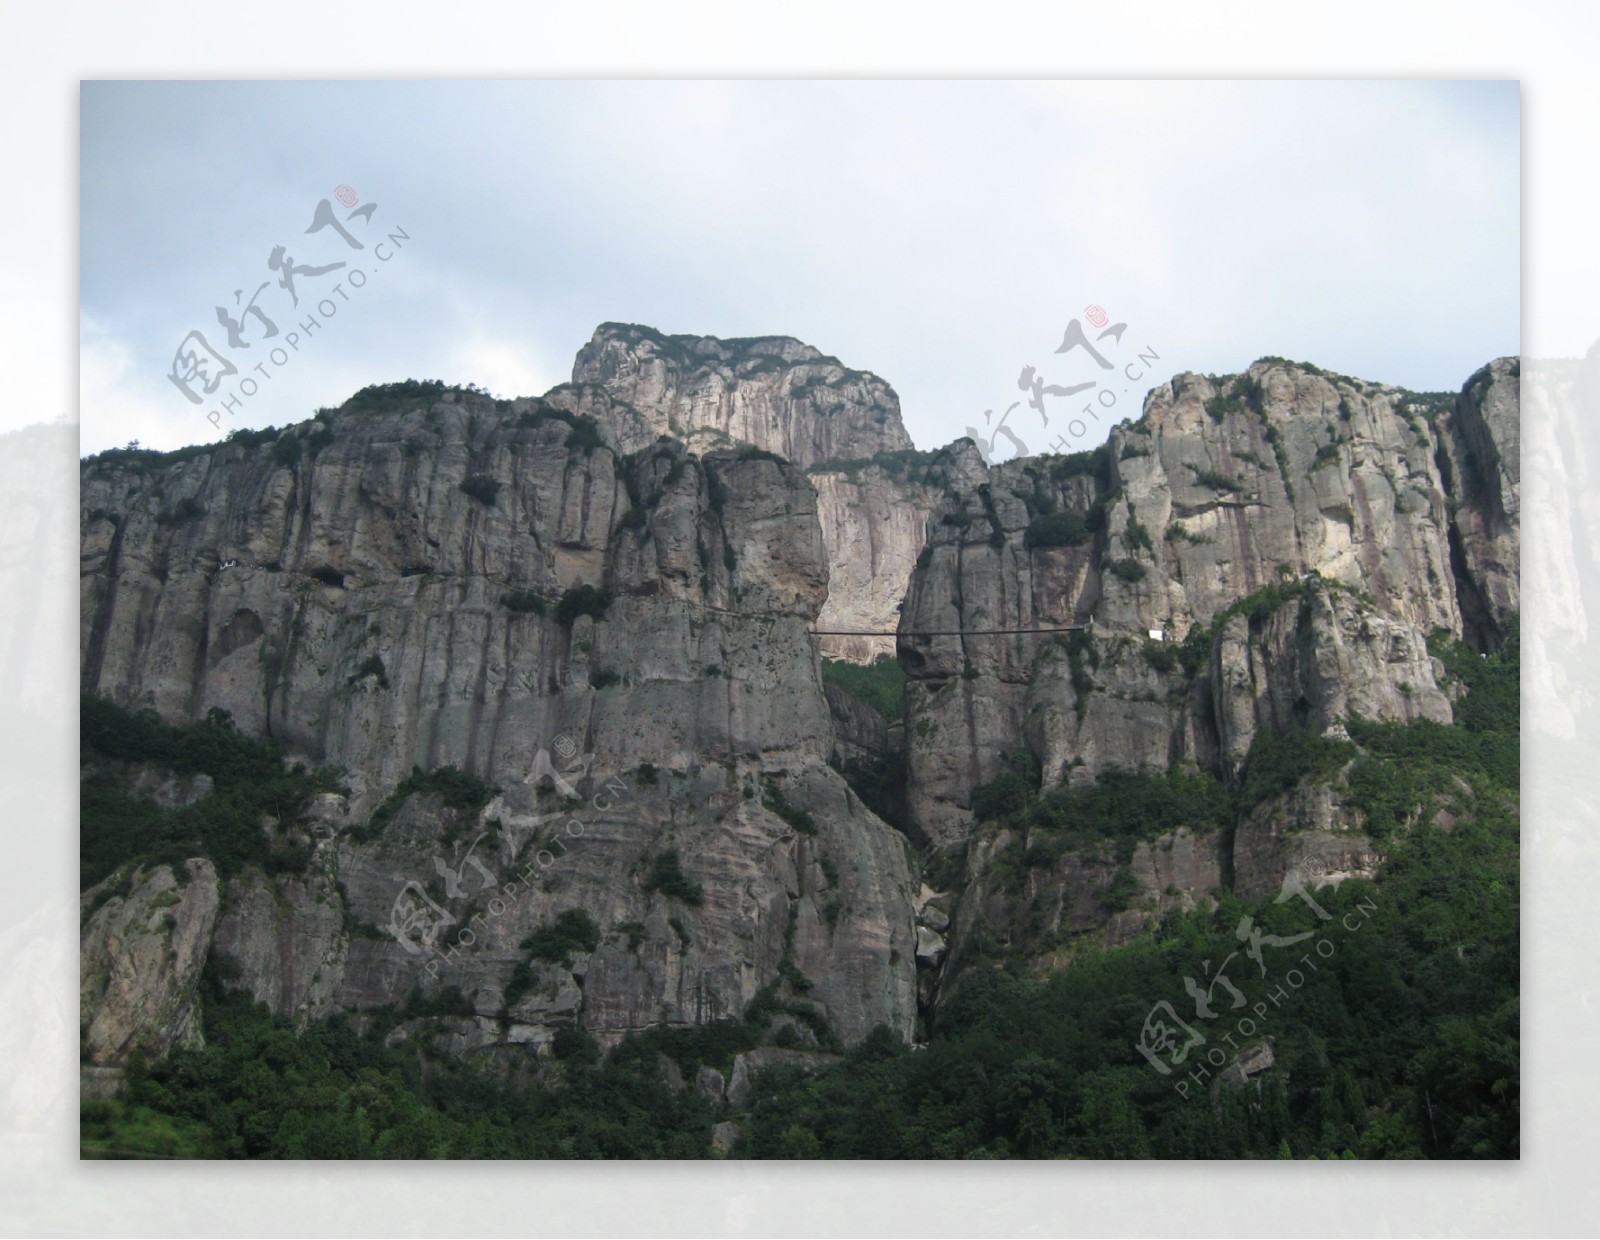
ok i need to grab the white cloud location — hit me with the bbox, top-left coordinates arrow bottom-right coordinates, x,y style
445,334 -> 561,401
78,314 -> 193,452
79,81 -> 1519,458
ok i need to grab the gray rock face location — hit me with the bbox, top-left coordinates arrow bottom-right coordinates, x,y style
1208,581 -> 1453,783
81,391 -> 916,1053
898,360 -> 1506,850
946,824 -> 1226,962
80,860 -> 219,1064
571,324 -> 935,664
1217,1040 -> 1276,1091
710,1120 -> 743,1156
81,410 -> 831,796
1440,358 -> 1520,648
900,359 -> 1515,979
1231,778 -> 1384,900
809,466 -> 940,662
211,865 -> 348,1023
696,1064 -> 726,1102
571,323 -> 912,467
825,682 -> 889,770
78,346 -> 1519,1069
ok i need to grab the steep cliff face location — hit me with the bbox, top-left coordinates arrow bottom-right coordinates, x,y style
79,347 -> 1519,1072
570,324 -> 934,663
80,859 -> 219,1065
81,390 -> 917,1056
895,359 -> 1516,992
571,322 -> 912,466
897,360 -> 1492,852
808,464 -> 940,662
1440,357 -> 1520,649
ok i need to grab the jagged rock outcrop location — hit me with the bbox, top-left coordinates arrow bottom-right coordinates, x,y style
725,1046 -> 839,1108
825,683 -> 888,771
78,343 -> 1519,1073
211,862 -> 348,1024
1207,581 -> 1452,783
569,324 -> 936,664
80,390 -> 917,1054
898,360 -> 1503,851
1231,778 -> 1383,899
944,823 -> 1227,968
809,465 -> 940,662
80,859 -> 219,1064
570,322 -> 911,467
1440,357 -> 1521,649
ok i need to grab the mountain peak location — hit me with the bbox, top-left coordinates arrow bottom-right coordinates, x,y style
570,323 -> 912,466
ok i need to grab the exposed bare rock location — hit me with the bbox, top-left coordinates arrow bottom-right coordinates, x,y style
825,683 -> 888,769
570,324 -> 934,664
899,361 -> 1493,850
1440,357 -> 1521,649
1231,778 -> 1382,899
1110,363 -> 1461,636
943,824 -> 1226,971
1208,580 -> 1452,783
809,465 -> 940,661
696,1064 -> 726,1102
571,322 -> 911,466
1217,1040 -> 1276,1091
897,358 -> 1514,978
78,342 -> 1519,1066
210,866 -> 349,1022
80,860 -> 219,1065
81,393 -> 915,1053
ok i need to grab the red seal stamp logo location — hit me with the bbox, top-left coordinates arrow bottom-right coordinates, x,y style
334,184 -> 359,208
1084,304 -> 1109,329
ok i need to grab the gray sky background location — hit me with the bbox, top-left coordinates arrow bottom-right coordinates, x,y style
79,80 -> 1519,457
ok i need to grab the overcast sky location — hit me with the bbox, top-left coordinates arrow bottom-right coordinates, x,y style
79,80 -> 1519,457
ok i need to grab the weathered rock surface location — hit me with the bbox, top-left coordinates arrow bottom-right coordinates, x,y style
898,360 -> 1510,850
81,390 -> 917,1055
825,682 -> 889,770
896,359 -> 1516,985
569,324 -> 937,664
944,823 -> 1226,970
210,865 -> 348,1023
1217,1040 -> 1276,1091
1440,357 -> 1521,649
1231,778 -> 1384,900
79,345 -> 1519,1072
80,860 -> 219,1064
1207,582 -> 1452,784
571,322 -> 911,467
809,465 -> 940,661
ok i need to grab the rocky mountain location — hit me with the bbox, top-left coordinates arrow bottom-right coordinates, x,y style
77,337 -> 1519,1107
567,323 -> 937,662
568,322 -> 911,466
81,390 -> 917,1071
896,356 -> 1519,977
808,463 -> 941,661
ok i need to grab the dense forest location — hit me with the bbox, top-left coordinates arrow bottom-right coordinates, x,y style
81,624 -> 1518,1159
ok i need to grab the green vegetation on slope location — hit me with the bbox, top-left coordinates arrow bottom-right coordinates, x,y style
80,696 -> 342,887
821,654 -> 906,721
79,625 -> 1519,1160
